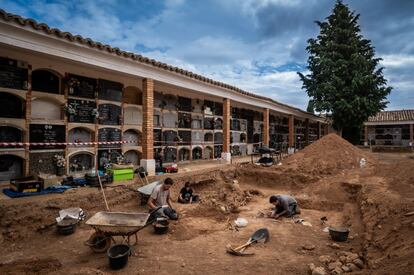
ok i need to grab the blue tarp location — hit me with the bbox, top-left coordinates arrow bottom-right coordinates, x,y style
3,186 -> 74,198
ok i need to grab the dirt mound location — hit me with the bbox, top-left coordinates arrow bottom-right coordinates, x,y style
282,133 -> 373,175
0,257 -> 62,274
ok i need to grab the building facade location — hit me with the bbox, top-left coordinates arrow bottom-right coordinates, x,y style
363,110 -> 414,148
0,10 -> 328,180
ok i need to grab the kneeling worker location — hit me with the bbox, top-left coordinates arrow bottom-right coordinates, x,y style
148,177 -> 178,220
178,182 -> 199,204
268,195 -> 300,219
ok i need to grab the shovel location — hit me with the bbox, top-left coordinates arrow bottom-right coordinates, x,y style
226,228 -> 270,256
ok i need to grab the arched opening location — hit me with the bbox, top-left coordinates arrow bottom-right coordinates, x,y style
214,132 -> 223,144
123,86 -> 142,105
163,130 -> 178,146
203,146 -> 213,159
192,147 -> 202,160
0,154 -> 23,181
68,127 -> 93,146
240,133 -> 247,143
31,97 -> 62,120
0,92 -> 25,118
214,145 -> 223,159
204,132 -> 213,142
163,147 -> 177,163
124,107 -> 143,125
69,152 -> 94,173
214,118 -> 223,130
123,129 -> 141,146
178,147 -> 190,162
124,150 -> 141,167
32,69 -> 61,94
0,126 -> 23,148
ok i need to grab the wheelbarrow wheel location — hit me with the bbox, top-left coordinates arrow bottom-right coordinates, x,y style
87,232 -> 111,253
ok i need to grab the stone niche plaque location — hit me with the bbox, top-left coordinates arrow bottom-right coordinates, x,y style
98,79 -> 123,102
67,99 -> 97,123
98,128 -> 121,148
99,104 -> 122,125
67,73 -> 97,99
29,124 -> 66,150
29,151 -> 64,175
0,57 -> 28,90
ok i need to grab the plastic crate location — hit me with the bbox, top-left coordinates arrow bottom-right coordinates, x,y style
107,168 -> 134,182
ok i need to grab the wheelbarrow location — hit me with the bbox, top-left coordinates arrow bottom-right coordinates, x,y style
85,208 -> 160,253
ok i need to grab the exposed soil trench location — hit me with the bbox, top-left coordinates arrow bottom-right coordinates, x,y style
0,134 -> 413,274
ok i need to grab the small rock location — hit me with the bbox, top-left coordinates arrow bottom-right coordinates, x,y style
341,265 -> 350,273
328,243 -> 341,249
232,180 -> 239,184
377,225 -> 382,229
328,261 -> 342,271
302,244 -> 316,250
339,255 -> 347,263
346,253 -> 359,262
318,255 -> 332,264
346,263 -> 359,272
353,258 -> 364,269
331,267 -> 343,275
392,226 -> 398,232
181,263 -> 186,268
311,266 -> 327,275
308,263 -> 316,273
348,235 -> 354,240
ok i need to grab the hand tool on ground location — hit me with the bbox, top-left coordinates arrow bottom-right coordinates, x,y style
226,228 -> 270,256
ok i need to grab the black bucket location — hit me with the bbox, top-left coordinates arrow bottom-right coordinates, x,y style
107,244 -> 131,270
57,219 -> 78,235
329,227 -> 350,242
153,218 -> 169,235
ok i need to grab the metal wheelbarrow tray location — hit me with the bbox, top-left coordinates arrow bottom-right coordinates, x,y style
85,211 -> 150,253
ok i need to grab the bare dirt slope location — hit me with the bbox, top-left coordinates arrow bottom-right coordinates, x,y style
0,134 -> 413,274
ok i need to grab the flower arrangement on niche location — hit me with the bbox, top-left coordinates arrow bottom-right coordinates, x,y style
91,108 -> 99,119
53,154 -> 66,168
63,103 -> 77,115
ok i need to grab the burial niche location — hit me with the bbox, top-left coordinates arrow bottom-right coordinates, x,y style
192,147 -> 202,160
0,154 -> 23,181
32,69 -> 61,94
163,147 -> 177,163
0,126 -> 23,148
203,146 -> 213,159
123,129 -> 141,146
69,152 -> 94,173
31,97 -> 62,120
68,127 -> 93,145
98,104 -> 122,125
123,86 -> 142,105
0,92 -> 25,118
124,150 -> 141,166
178,147 -> 190,161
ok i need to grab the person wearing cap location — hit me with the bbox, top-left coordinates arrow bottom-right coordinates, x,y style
268,195 -> 300,219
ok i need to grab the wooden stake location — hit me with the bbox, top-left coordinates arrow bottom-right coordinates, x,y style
97,172 -> 110,211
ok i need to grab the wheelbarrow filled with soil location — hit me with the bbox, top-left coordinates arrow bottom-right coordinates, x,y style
85,211 -> 153,253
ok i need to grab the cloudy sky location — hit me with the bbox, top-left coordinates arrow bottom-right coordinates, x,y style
1,0 -> 413,111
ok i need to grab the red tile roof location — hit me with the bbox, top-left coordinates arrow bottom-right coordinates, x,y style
368,110 -> 414,122
0,9 -> 323,119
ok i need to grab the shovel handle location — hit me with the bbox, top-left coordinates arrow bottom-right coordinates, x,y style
234,239 -> 255,251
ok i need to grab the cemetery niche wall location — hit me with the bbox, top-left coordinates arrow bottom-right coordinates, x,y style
98,128 -> 121,148
67,99 -> 97,123
69,152 -> 94,173
98,104 -> 122,125
0,126 -> 23,147
32,69 -> 61,94
0,57 -> 28,90
0,92 -> 25,118
29,124 -> 65,149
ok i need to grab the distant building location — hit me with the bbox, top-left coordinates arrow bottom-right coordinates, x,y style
363,110 -> 414,148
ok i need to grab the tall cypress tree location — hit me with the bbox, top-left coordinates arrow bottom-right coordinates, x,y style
298,0 -> 391,143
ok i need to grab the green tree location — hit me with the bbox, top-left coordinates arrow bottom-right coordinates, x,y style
298,0 -> 391,144
306,99 -> 315,114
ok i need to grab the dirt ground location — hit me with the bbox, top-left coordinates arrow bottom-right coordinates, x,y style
0,134 -> 413,274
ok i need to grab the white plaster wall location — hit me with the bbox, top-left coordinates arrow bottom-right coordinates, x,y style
124,107 -> 142,125
31,97 -> 61,120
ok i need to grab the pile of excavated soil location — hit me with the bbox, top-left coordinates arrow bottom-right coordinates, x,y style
282,133 -> 373,175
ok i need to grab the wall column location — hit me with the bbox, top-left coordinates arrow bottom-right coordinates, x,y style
140,78 -> 155,175
410,124 -> 413,147
221,98 -> 231,163
364,125 -> 368,146
305,119 -> 309,146
288,115 -> 294,154
263,108 -> 270,146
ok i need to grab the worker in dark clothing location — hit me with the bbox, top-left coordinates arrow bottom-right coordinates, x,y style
178,182 -> 199,204
268,195 -> 300,219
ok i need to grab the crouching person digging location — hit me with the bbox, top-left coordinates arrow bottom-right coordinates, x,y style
148,177 -> 179,221
268,195 -> 301,219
